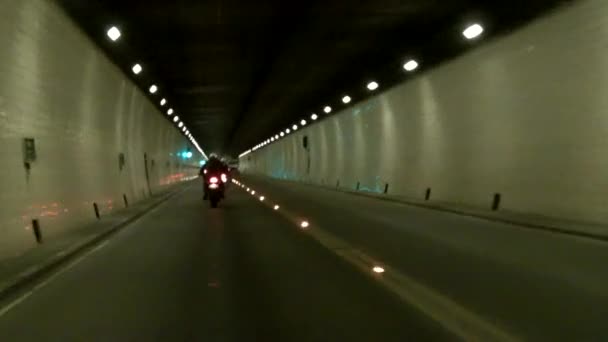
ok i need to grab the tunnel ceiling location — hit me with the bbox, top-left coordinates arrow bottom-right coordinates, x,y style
57,0 -> 565,156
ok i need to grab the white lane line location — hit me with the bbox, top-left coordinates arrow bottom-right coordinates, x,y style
0,246 -> 100,318
0,291 -> 33,317
0,187 -> 183,318
308,228 -> 520,342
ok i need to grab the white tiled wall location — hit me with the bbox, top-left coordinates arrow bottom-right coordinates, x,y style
241,0 -> 608,226
0,0 -> 199,259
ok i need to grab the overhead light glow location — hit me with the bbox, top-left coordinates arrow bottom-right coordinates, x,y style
259,196 -> 265,201
275,135 -> 279,139
149,85 -> 158,94
271,137 -> 275,142
311,113 -> 318,120
161,99 -> 167,106
251,191 -> 256,195
342,95 -> 351,104
373,266 -> 385,274
292,124 -> 298,130
280,132 -> 285,137
300,221 -> 310,228
300,119 -> 307,126
132,64 -> 142,75
274,205 -> 280,210
286,129 -> 291,134
167,108 -> 174,115
367,81 -> 379,91
403,60 -> 419,72
463,23 -> 484,39
173,116 -> 179,122
107,26 -> 121,41
178,122 -> 184,128
324,106 -> 332,114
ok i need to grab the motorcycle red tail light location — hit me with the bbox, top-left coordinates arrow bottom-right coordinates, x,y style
210,177 -> 219,184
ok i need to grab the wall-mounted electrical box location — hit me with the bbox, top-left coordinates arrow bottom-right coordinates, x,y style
118,153 -> 126,171
23,138 -> 36,163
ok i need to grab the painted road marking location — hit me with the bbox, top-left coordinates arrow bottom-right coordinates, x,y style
234,179 -> 520,342
0,185 -> 187,318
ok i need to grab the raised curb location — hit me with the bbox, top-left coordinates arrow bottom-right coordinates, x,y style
0,184 -> 190,301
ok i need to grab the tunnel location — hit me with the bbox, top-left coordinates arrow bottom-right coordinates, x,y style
0,0 -> 607,340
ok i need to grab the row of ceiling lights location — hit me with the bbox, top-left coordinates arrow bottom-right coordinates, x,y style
238,22 -> 484,159
106,26 -> 207,159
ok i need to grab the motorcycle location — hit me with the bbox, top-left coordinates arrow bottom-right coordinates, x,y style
204,171 -> 228,208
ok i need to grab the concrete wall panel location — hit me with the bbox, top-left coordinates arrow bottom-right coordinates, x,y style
0,0 -> 199,259
240,0 -> 608,226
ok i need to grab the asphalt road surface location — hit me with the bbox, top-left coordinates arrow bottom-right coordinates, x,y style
238,175 -> 608,341
0,183 -> 453,341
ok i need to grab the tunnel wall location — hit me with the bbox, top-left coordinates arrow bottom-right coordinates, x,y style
240,0 -> 608,227
0,0 -> 199,259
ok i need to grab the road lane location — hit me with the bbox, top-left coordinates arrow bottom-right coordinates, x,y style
239,175 -> 608,341
0,183 -> 452,341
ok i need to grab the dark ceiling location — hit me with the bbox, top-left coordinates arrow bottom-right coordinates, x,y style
57,0 -> 567,156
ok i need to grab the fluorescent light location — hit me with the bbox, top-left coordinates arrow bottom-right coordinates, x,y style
107,26 -> 121,41
300,119 -> 307,126
132,64 -> 142,74
463,23 -> 484,39
167,108 -> 174,115
367,81 -> 379,91
149,85 -> 158,94
173,116 -> 179,122
403,60 -> 418,72
160,99 -> 167,106
311,113 -> 318,120
342,95 -> 351,104
324,106 -> 332,114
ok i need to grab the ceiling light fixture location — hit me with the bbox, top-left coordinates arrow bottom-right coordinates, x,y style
342,95 -> 351,104
149,85 -> 158,94
107,26 -> 121,41
173,116 -> 179,122
167,108 -> 174,115
132,64 -> 142,75
178,122 -> 184,128
403,60 -> 419,72
160,99 -> 167,106
367,81 -> 379,91
463,23 -> 484,39
324,106 -> 332,114
311,113 -> 318,120
300,119 -> 307,126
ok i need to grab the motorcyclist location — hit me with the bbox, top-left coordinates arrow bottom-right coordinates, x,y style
199,155 -> 229,200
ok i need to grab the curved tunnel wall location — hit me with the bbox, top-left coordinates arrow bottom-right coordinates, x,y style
240,0 -> 608,227
0,0 -> 199,258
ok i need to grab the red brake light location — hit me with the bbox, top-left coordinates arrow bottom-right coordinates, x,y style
210,177 -> 218,184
